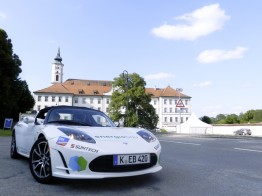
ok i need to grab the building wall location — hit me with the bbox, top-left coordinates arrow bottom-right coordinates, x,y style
34,94 -> 73,111
34,93 -> 191,129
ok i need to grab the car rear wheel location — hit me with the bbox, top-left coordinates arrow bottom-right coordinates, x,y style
29,137 -> 53,184
10,130 -> 20,159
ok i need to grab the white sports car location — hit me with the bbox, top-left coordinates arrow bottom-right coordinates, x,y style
11,106 -> 162,183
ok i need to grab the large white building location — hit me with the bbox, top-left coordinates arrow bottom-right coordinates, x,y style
33,49 -> 192,130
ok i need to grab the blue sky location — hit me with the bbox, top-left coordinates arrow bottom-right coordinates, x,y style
1,0 -> 261,117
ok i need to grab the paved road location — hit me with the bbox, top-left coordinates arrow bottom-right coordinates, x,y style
1,135 -> 262,196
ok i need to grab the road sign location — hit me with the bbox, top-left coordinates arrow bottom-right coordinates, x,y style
176,99 -> 185,107
3,118 -> 13,129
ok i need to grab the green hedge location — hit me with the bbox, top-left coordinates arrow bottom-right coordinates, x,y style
0,129 -> 12,136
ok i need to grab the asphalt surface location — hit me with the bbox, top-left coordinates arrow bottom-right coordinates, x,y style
1,135 -> 262,196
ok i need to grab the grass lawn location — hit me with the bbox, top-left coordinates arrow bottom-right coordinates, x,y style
0,129 -> 12,136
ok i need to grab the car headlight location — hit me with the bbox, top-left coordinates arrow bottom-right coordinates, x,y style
58,127 -> 96,144
137,130 -> 156,143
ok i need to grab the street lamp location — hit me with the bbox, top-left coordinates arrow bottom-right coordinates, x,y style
122,70 -> 129,127
176,88 -> 183,133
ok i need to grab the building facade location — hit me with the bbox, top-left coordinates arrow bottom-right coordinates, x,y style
33,50 -> 192,130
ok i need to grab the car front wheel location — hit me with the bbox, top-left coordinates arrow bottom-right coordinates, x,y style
29,137 -> 53,184
10,130 -> 20,159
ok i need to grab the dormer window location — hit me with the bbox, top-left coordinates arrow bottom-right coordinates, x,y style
79,89 -> 85,94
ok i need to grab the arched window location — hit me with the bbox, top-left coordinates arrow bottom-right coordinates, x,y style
56,75 -> 59,81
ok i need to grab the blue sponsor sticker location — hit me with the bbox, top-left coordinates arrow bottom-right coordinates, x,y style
56,136 -> 69,146
113,155 -> 118,165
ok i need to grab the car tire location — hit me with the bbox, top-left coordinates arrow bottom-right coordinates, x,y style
29,137 -> 53,184
10,130 -> 20,159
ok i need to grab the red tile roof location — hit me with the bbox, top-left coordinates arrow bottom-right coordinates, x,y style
34,79 -> 191,98
146,85 -> 190,98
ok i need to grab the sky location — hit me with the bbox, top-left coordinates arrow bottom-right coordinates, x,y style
1,0 -> 262,118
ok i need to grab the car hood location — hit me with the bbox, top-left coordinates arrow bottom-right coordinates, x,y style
46,125 -> 158,154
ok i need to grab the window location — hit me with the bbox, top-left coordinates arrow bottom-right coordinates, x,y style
170,117 -> 173,122
98,98 -> 101,104
154,100 -> 157,105
106,99 -> 110,104
185,100 -> 188,105
90,98 -> 94,104
37,105 -> 41,111
175,117 -> 178,122
164,99 -> 167,104
164,117 -> 167,122
45,96 -> 48,102
186,117 -> 189,121
106,107 -> 109,113
175,100 -> 178,104
38,96 -> 41,102
98,107 -> 101,111
169,99 -> 172,104
181,117 -> 183,123
170,108 -> 172,113
58,96 -> 62,102
164,108 -> 167,113
75,98 -> 78,104
52,96 -> 55,102
65,97 -> 68,102
82,98 -> 86,104
56,75 -> 59,81
181,108 -> 188,113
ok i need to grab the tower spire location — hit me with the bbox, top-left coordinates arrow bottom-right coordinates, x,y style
54,47 -> 62,63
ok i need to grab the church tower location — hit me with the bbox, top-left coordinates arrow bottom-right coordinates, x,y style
51,48 -> 64,84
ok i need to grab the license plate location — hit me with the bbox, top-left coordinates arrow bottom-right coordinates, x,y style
113,154 -> 150,165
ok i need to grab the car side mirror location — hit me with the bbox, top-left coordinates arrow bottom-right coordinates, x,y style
23,116 -> 35,124
114,121 -> 120,127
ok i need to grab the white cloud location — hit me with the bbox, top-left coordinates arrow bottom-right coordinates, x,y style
151,3 -> 230,41
0,12 -> 7,20
144,72 -> 174,80
197,46 -> 248,63
193,81 -> 212,87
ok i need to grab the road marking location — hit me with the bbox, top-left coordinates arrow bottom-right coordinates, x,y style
159,139 -> 201,146
234,148 -> 262,153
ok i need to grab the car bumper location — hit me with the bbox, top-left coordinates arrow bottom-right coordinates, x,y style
48,137 -> 162,179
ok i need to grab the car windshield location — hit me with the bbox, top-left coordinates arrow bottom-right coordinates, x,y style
46,107 -> 115,127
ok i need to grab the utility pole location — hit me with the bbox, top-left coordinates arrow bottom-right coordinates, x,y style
122,70 -> 129,127
176,88 -> 183,133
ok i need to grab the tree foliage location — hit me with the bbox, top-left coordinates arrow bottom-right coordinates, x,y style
206,109 -> 262,124
0,29 -> 35,126
109,73 -> 158,130
199,116 -> 212,124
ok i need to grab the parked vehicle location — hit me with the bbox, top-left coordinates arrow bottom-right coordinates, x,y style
233,128 -> 252,136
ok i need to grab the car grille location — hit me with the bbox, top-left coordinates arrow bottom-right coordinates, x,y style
89,153 -> 158,172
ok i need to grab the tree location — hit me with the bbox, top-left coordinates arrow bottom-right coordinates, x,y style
239,110 -> 255,123
253,110 -> 262,123
0,29 -> 35,126
109,72 -> 158,130
224,114 -> 239,124
200,116 -> 212,124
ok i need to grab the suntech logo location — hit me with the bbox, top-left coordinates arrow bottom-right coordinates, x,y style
69,156 -> 88,172
70,144 -> 99,153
